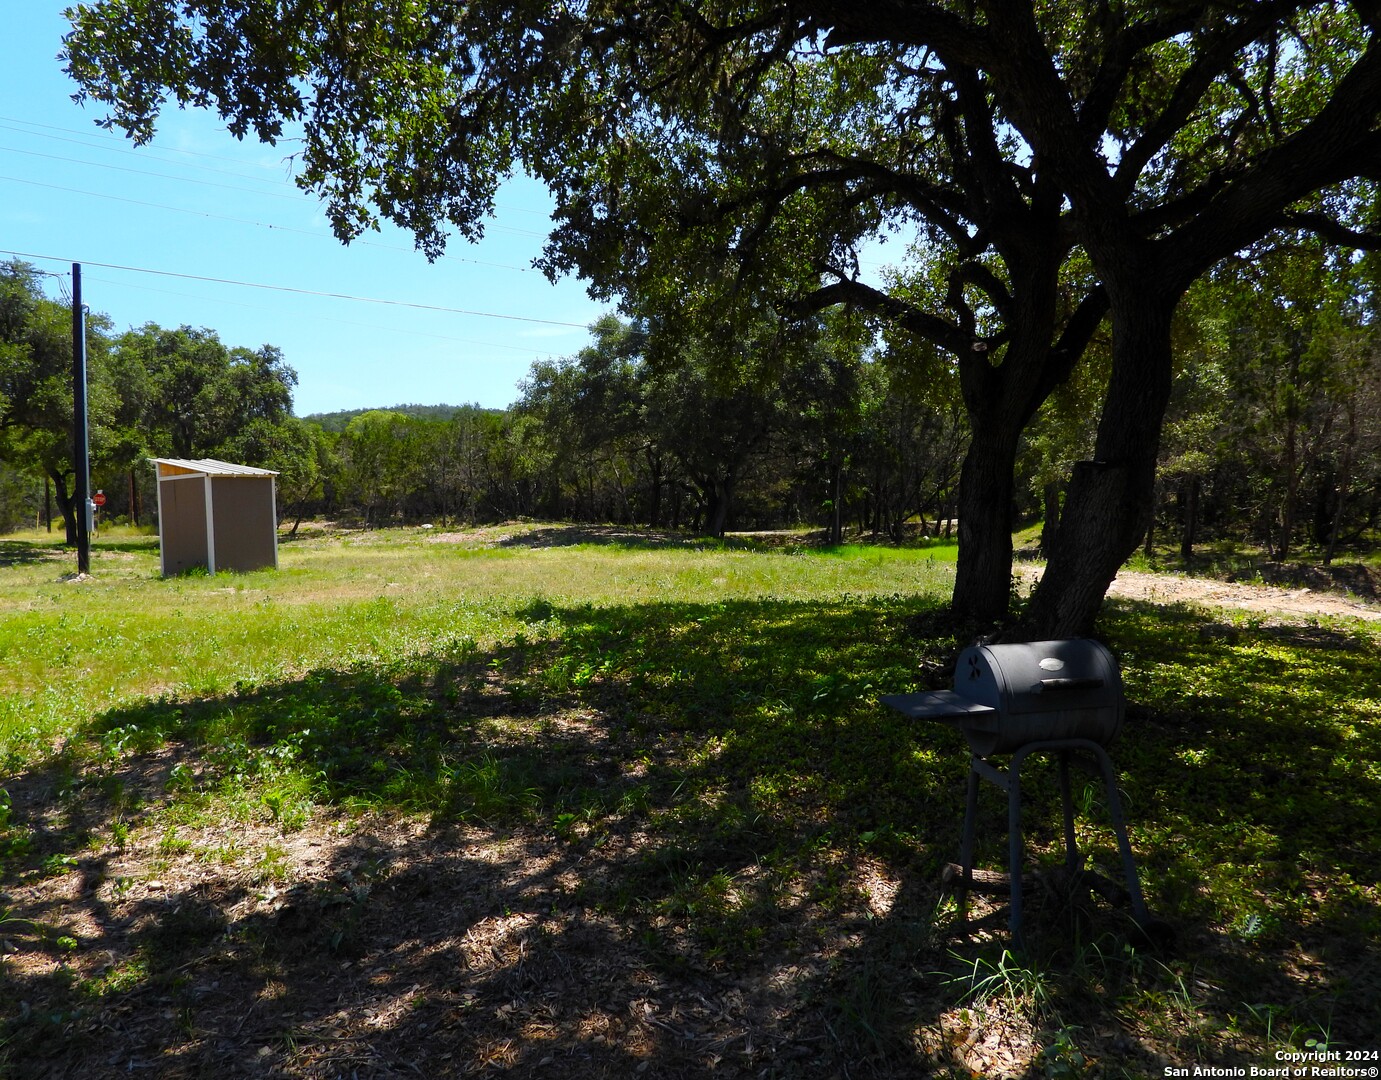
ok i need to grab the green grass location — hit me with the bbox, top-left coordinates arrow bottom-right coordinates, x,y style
0,524 -> 955,766
2,521 -> 1379,1075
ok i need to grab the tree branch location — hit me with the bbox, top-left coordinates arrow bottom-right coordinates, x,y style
799,0 -> 994,65
1113,3 -> 1301,195
1278,210 -> 1381,250
1166,38 -> 1381,285
792,279 -> 973,355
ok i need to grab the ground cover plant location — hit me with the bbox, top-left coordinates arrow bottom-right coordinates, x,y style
0,523 -> 1378,1077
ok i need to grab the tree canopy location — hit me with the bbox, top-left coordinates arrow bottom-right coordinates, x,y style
0,261 -> 308,538
63,1 -> 1381,632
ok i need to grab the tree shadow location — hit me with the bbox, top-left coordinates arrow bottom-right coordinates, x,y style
0,541 -> 66,568
92,536 -> 161,555
1,595 -> 1378,1075
495,525 -> 769,551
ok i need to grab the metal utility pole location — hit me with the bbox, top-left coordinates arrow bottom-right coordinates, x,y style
72,263 -> 91,575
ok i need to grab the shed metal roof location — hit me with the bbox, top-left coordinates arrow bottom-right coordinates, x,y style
150,458 -> 279,477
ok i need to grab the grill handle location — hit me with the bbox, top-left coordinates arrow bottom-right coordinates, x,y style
1039,677 -> 1105,691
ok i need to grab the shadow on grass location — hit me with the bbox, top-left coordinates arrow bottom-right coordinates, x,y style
0,540 -> 67,568
494,524 -> 776,551
2,595 -> 1379,1076
91,536 -> 161,555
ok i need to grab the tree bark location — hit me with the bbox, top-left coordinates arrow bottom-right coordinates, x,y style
48,469 -> 78,546
951,427 -> 1022,625
1277,400 -> 1299,562
706,473 -> 735,538
645,449 -> 663,528
1025,298 -> 1177,637
1324,400 -> 1357,567
829,458 -> 844,545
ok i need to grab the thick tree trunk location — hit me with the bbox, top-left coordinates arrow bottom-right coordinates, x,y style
706,474 -> 735,538
951,428 -> 1022,626
48,469 -> 78,546
1025,300 -> 1176,637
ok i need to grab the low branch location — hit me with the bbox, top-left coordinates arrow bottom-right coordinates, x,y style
793,279 -> 972,355
1037,285 -> 1109,401
1278,211 -> 1381,250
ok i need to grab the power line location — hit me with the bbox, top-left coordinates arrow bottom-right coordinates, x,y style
1,142 -> 550,237
0,142 -> 311,201
0,112 -> 558,219
84,272 -> 569,356
0,248 -> 590,329
0,174 -> 542,272
0,120 -> 296,186
0,112 -> 295,171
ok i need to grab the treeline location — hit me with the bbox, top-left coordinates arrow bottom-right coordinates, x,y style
253,289 -> 1381,563
1149,245 -> 1381,564
4,256 -> 1380,562
1,259 -> 308,541
296,315 -> 969,538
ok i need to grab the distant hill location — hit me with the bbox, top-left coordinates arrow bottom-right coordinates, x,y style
302,403 -> 505,432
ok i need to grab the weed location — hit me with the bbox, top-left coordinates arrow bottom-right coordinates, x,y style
254,844 -> 292,885
41,853 -> 78,875
442,754 -> 540,824
156,827 -> 191,856
1035,1026 -> 1090,1079
950,947 -> 1057,1019
0,787 -> 30,857
79,957 -> 149,998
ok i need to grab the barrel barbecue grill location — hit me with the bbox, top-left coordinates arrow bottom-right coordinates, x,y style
884,639 -> 1153,940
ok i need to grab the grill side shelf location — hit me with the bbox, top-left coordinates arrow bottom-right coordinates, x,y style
881,690 -> 999,722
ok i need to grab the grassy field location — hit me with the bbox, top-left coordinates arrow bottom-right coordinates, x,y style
1,523 -> 1378,1078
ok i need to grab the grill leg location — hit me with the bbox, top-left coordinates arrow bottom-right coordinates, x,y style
1058,752 -> 1080,874
1007,746 -> 1034,945
961,759 -> 979,883
1088,744 -> 1151,926
958,759 -> 980,922
956,739 -> 1156,947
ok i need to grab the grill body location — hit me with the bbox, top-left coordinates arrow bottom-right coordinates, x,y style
882,639 -> 1155,943
882,639 -> 1123,756
955,639 -> 1123,755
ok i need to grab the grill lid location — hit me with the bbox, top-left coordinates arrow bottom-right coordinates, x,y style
959,640 -> 1121,715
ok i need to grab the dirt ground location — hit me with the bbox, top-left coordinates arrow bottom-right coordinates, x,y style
3,561 -> 1378,1078
1078,567 -> 1380,622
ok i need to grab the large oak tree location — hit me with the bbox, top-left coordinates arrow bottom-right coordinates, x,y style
64,1 -> 1381,634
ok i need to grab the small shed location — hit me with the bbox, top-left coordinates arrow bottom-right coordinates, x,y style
152,458 -> 279,576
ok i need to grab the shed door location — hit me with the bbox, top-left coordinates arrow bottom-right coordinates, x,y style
210,476 -> 278,572
159,477 -> 208,575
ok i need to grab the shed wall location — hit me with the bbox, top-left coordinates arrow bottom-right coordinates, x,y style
159,478 -> 209,575
210,476 -> 278,572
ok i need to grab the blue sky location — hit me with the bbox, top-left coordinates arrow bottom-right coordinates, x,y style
1,4 -> 609,417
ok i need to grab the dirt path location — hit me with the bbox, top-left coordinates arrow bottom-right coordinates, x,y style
1022,566 -> 1381,622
